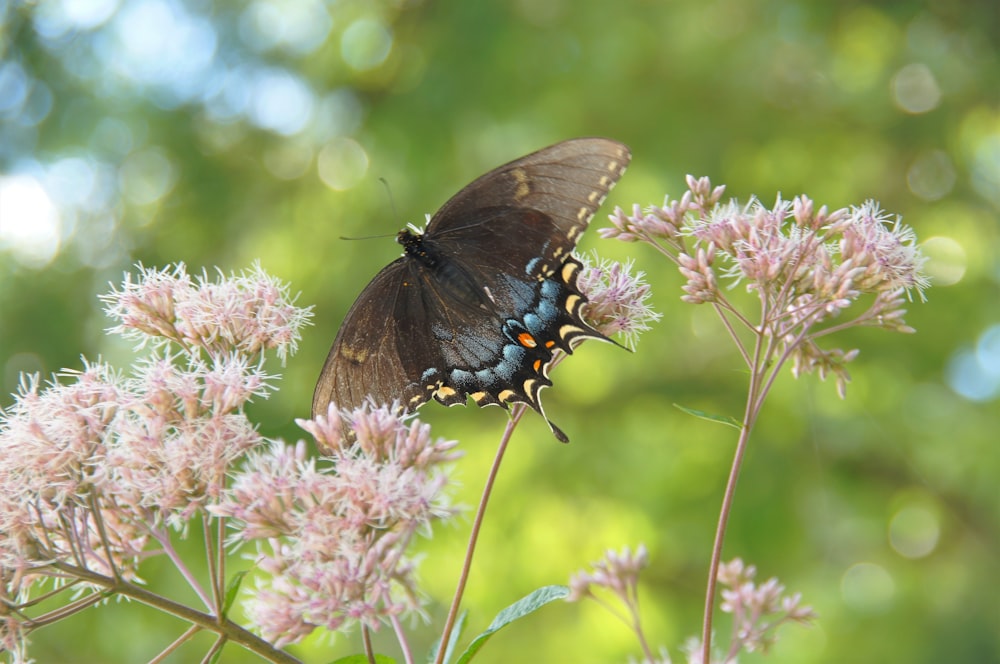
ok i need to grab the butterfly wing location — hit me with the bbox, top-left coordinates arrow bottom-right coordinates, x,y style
311,259 -> 421,416
428,137 -> 630,247
312,138 -> 631,440
412,137 -> 631,405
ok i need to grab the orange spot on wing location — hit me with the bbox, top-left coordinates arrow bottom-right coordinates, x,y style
518,332 -> 537,348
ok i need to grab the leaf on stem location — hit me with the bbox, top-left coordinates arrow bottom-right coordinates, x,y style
330,655 -> 397,664
428,610 -> 468,664
222,571 -> 248,615
453,586 -> 569,664
673,403 -> 741,429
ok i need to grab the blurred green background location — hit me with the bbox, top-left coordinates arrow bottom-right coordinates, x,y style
1,0 -> 997,662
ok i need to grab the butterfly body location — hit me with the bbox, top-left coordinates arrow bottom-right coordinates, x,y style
313,138 -> 631,441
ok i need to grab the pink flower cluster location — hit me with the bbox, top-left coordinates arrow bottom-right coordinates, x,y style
604,176 -> 928,396
714,558 -> 817,659
0,362 -> 144,580
0,263 -> 313,659
211,403 -> 462,647
567,546 -> 663,663
567,544 -> 649,604
568,548 -> 816,664
577,255 -> 661,350
101,261 -> 312,363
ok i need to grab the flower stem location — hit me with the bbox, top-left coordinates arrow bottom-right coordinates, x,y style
149,624 -> 201,663
701,417 -> 754,664
154,526 -> 215,611
701,322 -> 766,664
362,626 -> 376,664
391,613 -> 415,664
50,562 -> 300,664
627,591 -> 655,663
435,406 -> 523,664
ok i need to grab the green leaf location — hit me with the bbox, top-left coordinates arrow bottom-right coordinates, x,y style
673,403 -> 741,429
222,571 -> 248,615
329,655 -> 397,664
428,610 -> 468,664
453,585 -> 569,664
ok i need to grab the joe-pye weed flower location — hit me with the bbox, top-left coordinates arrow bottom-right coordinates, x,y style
605,178 -> 926,398
0,263 -> 464,663
566,176 -> 927,664
211,403 -> 461,649
0,253 -> 657,664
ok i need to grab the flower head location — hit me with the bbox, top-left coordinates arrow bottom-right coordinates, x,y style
568,545 -> 670,664
605,178 -> 928,395
0,262 -> 313,654
102,261 -> 313,363
0,361 -> 150,580
567,544 -> 649,603
212,402 -> 462,646
839,200 -> 929,300
716,558 -> 817,655
578,255 -> 661,350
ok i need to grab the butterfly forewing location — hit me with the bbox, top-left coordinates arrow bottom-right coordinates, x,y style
313,138 -> 631,441
428,138 -> 630,254
313,260 -> 417,412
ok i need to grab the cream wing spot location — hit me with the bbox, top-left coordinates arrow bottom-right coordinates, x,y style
512,167 -> 531,201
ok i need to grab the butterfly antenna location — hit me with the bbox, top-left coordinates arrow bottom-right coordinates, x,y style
338,178 -> 401,241
379,176 -> 401,225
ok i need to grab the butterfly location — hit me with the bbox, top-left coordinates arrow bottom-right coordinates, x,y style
312,137 -> 631,442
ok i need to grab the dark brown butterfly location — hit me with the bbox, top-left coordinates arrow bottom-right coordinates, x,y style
312,138 -> 631,442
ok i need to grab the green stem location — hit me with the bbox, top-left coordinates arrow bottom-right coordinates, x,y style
701,296 -> 768,664
51,562 -> 300,664
434,406 -> 524,664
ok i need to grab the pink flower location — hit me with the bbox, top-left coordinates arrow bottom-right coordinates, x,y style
0,371 -> 156,597
578,255 -> 661,349
212,403 -> 462,646
567,544 -> 649,602
605,178 -> 928,396
716,558 -> 817,656
102,261 -> 313,362
567,545 -> 665,664
0,262 -> 313,659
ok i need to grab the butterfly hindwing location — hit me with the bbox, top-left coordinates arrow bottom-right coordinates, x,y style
313,138 -> 631,441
